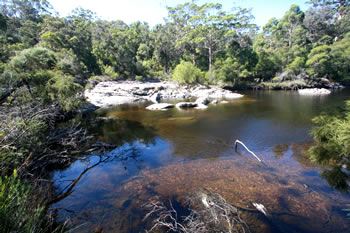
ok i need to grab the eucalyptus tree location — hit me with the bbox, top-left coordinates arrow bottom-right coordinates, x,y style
166,2 -> 257,74
304,6 -> 336,43
0,0 -> 53,64
151,23 -> 179,73
65,8 -> 100,76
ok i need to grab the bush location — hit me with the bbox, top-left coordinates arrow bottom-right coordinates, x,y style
213,57 -> 253,85
172,61 -> 201,84
103,65 -> 119,80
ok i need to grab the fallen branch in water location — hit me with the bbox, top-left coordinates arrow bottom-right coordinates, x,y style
143,191 -> 250,233
234,140 -> 262,162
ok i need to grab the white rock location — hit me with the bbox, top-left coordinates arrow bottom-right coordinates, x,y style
211,99 -> 219,104
195,104 -> 208,110
195,96 -> 210,105
150,92 -> 160,103
298,88 -> 331,95
146,103 -> 174,110
223,92 -> 244,99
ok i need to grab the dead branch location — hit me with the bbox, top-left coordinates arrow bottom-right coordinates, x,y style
234,140 -> 262,162
144,191 -> 250,233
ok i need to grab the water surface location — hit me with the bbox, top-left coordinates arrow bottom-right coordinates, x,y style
53,90 -> 350,233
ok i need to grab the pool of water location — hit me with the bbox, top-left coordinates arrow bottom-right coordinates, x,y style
52,90 -> 350,233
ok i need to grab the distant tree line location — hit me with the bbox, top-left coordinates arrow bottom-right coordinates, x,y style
0,0 -> 349,88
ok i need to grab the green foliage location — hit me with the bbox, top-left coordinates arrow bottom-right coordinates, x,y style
103,65 -> 119,80
260,80 -> 308,89
213,57 -> 252,85
0,170 -> 47,233
56,49 -> 88,78
306,45 -> 332,77
45,73 -> 83,112
9,47 -> 56,75
287,56 -> 305,74
0,116 -> 47,173
2,47 -> 83,111
172,61 -> 201,84
309,101 -> 350,192
309,102 -> 350,165
329,32 -> 350,82
254,50 -> 280,81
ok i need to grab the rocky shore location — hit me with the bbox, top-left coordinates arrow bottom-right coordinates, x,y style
85,81 -> 243,108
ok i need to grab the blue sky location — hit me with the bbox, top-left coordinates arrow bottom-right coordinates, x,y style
49,0 -> 310,28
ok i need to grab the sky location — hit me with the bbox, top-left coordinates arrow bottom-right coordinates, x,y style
48,0 -> 310,28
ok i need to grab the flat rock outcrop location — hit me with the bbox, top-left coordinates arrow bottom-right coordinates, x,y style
85,81 -> 243,108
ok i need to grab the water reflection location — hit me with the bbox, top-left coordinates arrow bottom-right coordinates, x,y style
320,166 -> 350,193
53,89 -> 350,232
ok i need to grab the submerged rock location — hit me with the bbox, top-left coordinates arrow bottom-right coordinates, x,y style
298,88 -> 331,95
146,103 -> 174,110
176,102 -> 198,109
220,100 -> 229,104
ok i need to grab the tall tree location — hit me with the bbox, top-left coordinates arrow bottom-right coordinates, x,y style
167,2 -> 256,74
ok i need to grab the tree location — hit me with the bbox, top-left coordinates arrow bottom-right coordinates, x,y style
277,4 -> 306,48
152,24 -> 179,73
1,47 -> 82,111
65,8 -> 100,76
167,2 -> 256,74
329,32 -> 350,82
304,6 -> 336,43
306,44 -> 332,77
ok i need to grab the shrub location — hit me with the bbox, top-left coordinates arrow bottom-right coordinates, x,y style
172,61 -> 201,84
103,65 -> 119,80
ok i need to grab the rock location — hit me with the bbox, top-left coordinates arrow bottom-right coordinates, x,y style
275,71 -> 292,82
195,104 -> 209,110
85,81 -> 244,107
150,92 -> 160,103
220,101 -> 229,104
298,88 -> 331,95
222,92 -> 244,99
319,78 -> 331,85
195,96 -> 210,105
176,102 -> 198,109
146,103 -> 174,110
211,100 -> 219,104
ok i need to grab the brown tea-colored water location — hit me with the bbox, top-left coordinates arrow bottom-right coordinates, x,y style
53,90 -> 350,233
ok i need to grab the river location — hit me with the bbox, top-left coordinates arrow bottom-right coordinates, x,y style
52,90 -> 350,233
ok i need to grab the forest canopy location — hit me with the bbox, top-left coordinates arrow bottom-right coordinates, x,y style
0,0 -> 349,87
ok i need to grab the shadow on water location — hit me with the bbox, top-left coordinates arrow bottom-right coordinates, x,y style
52,89 -> 350,232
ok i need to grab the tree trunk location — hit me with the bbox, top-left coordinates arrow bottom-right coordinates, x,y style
208,46 -> 212,73
0,82 -> 23,105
